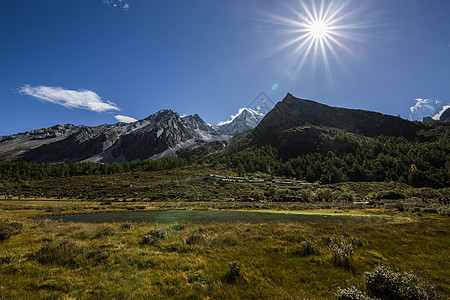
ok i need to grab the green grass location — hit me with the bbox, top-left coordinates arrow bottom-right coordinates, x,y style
0,209 -> 448,299
0,169 -> 448,298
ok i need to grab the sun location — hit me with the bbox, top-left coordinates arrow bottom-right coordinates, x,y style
308,20 -> 330,39
263,0 -> 363,78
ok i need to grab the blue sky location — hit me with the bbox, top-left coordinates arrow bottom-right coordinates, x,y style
1,0 -> 449,135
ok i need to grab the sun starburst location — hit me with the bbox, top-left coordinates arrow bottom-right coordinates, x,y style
264,0 -> 364,79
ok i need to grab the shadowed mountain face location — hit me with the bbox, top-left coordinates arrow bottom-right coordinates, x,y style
250,93 -> 425,157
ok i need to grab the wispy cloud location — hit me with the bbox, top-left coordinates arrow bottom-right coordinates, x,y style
18,85 -> 120,113
114,115 -> 137,123
102,0 -> 130,11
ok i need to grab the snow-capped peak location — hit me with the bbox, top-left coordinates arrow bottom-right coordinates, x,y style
217,107 -> 265,135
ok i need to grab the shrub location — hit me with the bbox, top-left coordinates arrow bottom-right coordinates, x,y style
290,240 -> 319,257
185,234 -> 203,245
298,189 -> 313,202
149,228 -> 167,239
224,261 -> 241,283
364,265 -> 440,300
315,188 -> 334,202
335,286 -> 373,300
120,222 -> 133,230
337,265 -> 440,300
329,236 -> 353,270
0,220 -> 22,242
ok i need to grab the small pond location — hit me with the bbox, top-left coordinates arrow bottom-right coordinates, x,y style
46,210 -> 398,225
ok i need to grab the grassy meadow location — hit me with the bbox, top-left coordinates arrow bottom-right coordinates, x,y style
0,167 -> 449,299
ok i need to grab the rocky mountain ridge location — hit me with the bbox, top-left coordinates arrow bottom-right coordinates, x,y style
0,107 -> 263,162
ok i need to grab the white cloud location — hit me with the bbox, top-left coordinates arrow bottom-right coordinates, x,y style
217,108 -> 264,126
103,0 -> 131,11
409,98 -> 440,121
433,105 -> 450,120
114,115 -> 137,123
18,85 -> 120,113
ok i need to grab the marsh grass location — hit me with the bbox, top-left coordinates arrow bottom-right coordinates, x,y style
0,203 -> 448,299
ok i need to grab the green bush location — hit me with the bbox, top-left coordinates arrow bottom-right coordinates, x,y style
316,188 -> 334,202
289,240 -> 319,257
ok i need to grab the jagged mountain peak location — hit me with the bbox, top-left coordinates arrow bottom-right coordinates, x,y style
182,114 -> 217,133
217,107 -> 265,135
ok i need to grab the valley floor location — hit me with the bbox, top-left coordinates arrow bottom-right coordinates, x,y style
0,169 -> 448,298
0,198 -> 448,299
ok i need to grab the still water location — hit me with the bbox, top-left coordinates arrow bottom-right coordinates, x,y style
47,210 -> 396,225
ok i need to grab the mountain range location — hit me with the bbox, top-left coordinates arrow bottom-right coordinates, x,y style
0,107 -> 263,162
0,93 -> 447,163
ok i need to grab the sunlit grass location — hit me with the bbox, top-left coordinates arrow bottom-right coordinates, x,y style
0,207 -> 448,298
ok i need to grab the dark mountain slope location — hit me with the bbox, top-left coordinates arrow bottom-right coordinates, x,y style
250,93 -> 425,158
253,93 -> 423,142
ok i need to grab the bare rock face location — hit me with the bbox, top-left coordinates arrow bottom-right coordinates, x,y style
183,114 -> 217,134
114,110 -> 197,161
